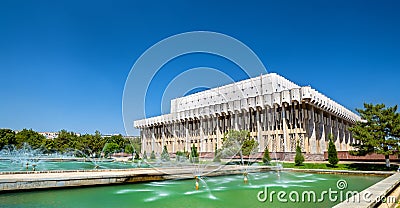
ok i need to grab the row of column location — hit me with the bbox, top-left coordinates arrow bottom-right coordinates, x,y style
140,103 -> 354,155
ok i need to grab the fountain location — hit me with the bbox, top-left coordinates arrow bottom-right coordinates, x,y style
195,176 -> 200,190
0,170 -> 384,207
243,172 -> 248,184
0,143 -> 49,171
0,143 -> 389,207
0,143 -> 147,172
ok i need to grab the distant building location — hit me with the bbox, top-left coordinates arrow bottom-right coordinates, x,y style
38,132 -> 59,139
101,134 -> 138,140
39,132 -> 82,139
134,73 -> 361,160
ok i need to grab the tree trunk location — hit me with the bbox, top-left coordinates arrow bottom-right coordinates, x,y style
385,155 -> 390,168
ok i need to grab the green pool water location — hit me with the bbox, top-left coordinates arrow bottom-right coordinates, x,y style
0,171 -> 384,208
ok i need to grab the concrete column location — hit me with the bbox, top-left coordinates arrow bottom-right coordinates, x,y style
234,113 -> 239,130
185,120 -> 189,151
242,111 -> 245,130
229,113 -> 233,130
200,119 -> 204,153
273,105 -> 276,130
265,107 -> 271,150
226,114 -> 230,131
250,110 -> 253,131
333,116 -> 340,150
151,127 -> 155,152
309,106 -> 317,154
339,119 -> 344,151
266,106 -> 270,131
206,137 -> 210,153
256,109 -> 261,152
223,115 -> 227,133
346,123 -> 351,150
206,117 -> 209,135
220,115 -> 224,133
216,115 -> 221,149
161,125 -> 165,150
211,138 -> 214,153
172,123 -> 175,153
282,105 -> 289,152
328,114 -> 333,137
141,129 -> 146,154
247,109 -> 250,131
320,111 -> 326,154
211,116 -> 215,135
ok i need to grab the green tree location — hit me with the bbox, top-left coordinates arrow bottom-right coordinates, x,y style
66,134 -> 83,151
349,103 -> 400,167
15,129 -> 46,149
327,134 -> 339,167
125,144 -> 134,154
102,142 -> 120,158
76,134 -> 90,155
190,144 -> 199,163
0,129 -> 16,149
150,150 -> 156,160
106,134 -> 125,150
54,129 -> 78,152
262,146 -> 271,165
294,142 -> 304,166
221,130 -> 259,165
43,138 -> 57,153
88,130 -> 106,157
161,145 -> 170,162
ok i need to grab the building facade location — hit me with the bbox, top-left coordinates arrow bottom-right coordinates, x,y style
134,73 -> 361,159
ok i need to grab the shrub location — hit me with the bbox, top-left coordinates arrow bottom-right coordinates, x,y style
161,146 -> 170,162
190,144 -> 199,163
150,150 -> 156,160
328,135 -> 339,167
294,143 -> 304,166
262,146 -> 271,165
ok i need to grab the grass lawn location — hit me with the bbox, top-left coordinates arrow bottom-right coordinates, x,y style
281,162 -> 399,171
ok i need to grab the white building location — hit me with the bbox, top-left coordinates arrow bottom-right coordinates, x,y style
38,132 -> 59,139
134,73 -> 361,160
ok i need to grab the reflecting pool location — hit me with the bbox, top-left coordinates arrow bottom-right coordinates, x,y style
0,171 -> 384,208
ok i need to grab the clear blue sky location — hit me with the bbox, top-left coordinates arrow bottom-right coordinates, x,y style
0,0 -> 399,135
